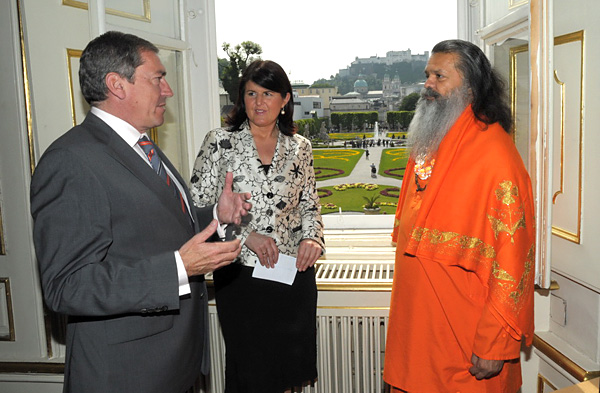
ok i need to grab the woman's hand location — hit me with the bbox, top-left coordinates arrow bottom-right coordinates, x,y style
296,239 -> 322,272
245,231 -> 279,268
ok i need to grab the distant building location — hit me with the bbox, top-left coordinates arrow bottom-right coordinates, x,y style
330,79 -> 388,122
329,97 -> 370,112
383,74 -> 402,98
400,83 -> 424,98
219,83 -> 234,118
292,92 -> 324,121
292,83 -> 339,117
350,49 -> 429,67
353,76 -> 368,95
338,49 -> 429,78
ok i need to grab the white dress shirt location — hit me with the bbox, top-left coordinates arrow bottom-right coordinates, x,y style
90,107 -> 191,296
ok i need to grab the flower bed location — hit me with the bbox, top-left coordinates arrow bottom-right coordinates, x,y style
321,203 -> 338,209
380,187 -> 400,198
383,167 -> 406,179
314,167 -> 345,180
333,183 -> 379,191
317,188 -> 333,198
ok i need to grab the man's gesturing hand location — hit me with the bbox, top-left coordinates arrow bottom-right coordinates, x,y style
217,172 -> 252,225
179,220 -> 241,276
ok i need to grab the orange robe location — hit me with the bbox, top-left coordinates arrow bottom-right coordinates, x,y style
384,106 -> 535,393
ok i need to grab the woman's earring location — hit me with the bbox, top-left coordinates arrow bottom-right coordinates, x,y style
280,107 -> 285,115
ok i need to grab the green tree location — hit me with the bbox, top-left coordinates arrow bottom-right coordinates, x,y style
340,113 -> 353,132
368,112 -> 378,126
310,82 -> 335,88
220,41 -> 262,104
330,113 -> 341,131
387,111 -> 399,129
399,92 -> 420,111
387,111 -> 414,130
398,111 -> 415,130
355,112 -> 368,130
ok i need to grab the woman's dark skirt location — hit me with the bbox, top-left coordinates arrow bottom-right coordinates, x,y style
213,263 -> 318,393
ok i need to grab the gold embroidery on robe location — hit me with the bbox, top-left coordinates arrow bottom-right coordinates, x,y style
487,181 -> 527,243
410,227 -> 496,261
492,260 -> 516,282
509,244 -> 535,309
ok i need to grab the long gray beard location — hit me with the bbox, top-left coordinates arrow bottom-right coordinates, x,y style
407,85 -> 470,159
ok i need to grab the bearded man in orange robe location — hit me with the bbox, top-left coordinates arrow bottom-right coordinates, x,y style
383,39 -> 535,393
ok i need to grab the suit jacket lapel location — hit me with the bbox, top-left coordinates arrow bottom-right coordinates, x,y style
82,114 -> 194,232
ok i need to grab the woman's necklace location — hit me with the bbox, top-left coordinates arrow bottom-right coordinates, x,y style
414,154 -> 435,192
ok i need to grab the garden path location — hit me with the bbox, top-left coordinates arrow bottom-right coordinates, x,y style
316,144 -> 404,188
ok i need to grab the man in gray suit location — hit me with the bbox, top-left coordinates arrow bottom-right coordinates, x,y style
30,31 -> 251,393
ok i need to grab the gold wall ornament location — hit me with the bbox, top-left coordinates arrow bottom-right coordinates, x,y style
17,0 -> 35,175
509,43 -> 529,146
0,278 -> 15,341
62,0 -> 151,23
533,334 -> 600,382
509,0 -> 529,9
552,70 -> 566,204
537,374 -> 558,393
149,127 -> 159,146
66,49 -> 88,127
0,206 -> 4,255
551,30 -> 584,244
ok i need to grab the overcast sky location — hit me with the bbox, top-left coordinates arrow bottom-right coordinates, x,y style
215,0 -> 458,84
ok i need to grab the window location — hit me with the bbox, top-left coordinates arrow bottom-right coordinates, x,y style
214,1 -> 457,233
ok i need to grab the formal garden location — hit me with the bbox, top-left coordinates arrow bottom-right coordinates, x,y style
313,147 -> 409,215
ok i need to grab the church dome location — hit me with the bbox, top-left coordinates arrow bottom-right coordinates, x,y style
354,79 -> 368,88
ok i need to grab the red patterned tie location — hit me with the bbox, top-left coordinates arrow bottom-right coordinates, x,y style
138,136 -> 192,225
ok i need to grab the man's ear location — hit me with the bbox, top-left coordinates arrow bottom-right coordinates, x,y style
105,72 -> 126,100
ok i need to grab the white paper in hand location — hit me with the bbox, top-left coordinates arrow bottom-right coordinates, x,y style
252,254 -> 297,285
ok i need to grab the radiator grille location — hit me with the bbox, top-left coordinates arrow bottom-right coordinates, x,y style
316,314 -> 388,393
206,311 -> 389,393
316,262 -> 394,282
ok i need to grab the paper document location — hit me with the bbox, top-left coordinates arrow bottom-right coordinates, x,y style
252,254 -> 297,285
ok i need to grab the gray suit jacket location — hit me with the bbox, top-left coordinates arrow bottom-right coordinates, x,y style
31,113 -> 212,393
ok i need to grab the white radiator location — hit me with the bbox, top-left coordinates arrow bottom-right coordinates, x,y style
315,313 -> 389,393
206,309 -> 389,393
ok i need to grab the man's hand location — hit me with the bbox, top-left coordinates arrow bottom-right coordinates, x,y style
469,353 -> 505,380
296,239 -> 322,272
179,220 -> 241,276
245,231 -> 279,268
217,172 -> 252,225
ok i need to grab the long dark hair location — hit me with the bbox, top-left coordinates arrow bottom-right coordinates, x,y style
226,60 -> 296,136
432,40 -> 512,133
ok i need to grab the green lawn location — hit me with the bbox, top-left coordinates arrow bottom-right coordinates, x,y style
378,148 -> 409,180
312,147 -> 409,215
313,149 -> 364,181
318,183 -> 400,214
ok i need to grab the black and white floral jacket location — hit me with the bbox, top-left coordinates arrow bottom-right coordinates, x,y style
190,126 -> 325,266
